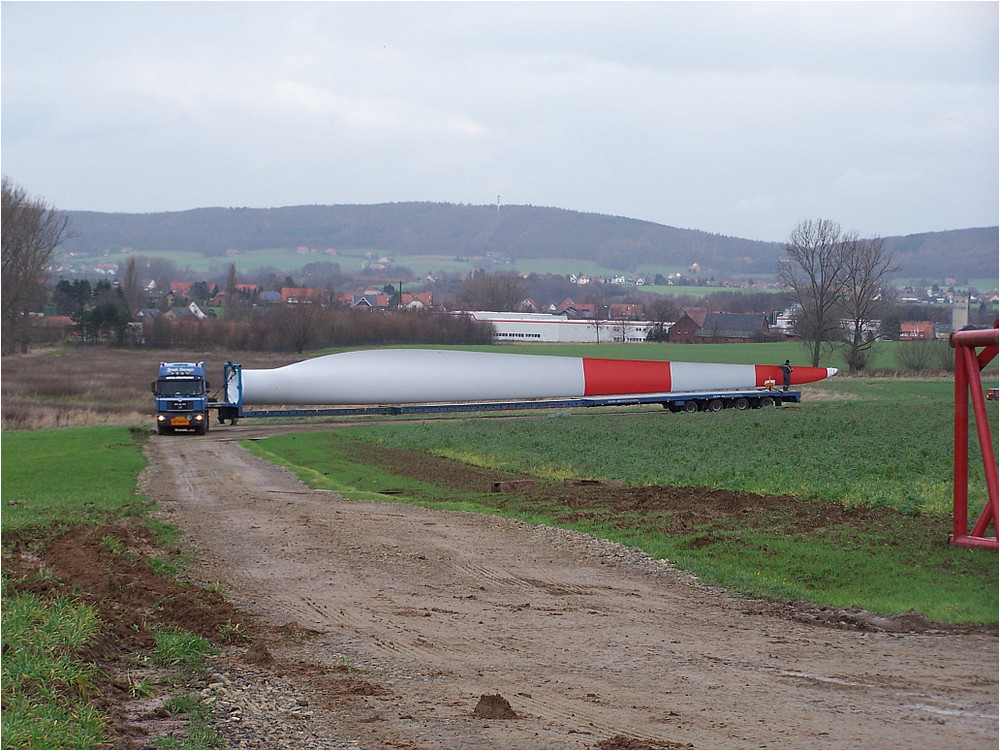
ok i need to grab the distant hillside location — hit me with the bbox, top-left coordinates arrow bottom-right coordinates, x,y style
60,202 -> 997,281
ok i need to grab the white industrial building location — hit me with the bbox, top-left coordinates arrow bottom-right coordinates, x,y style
458,311 -> 656,344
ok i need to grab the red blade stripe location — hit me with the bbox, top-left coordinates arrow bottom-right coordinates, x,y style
582,358 -> 672,396
754,364 -> 831,386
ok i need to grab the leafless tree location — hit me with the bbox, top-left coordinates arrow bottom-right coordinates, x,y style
223,263 -> 243,321
611,310 -> 631,343
120,256 -> 143,317
837,232 -> 898,372
456,271 -> 528,311
778,219 -> 849,367
2,177 -> 73,354
643,297 -> 678,342
273,290 -> 330,353
647,297 -> 679,327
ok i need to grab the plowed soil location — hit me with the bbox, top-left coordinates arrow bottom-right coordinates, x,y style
124,422 -> 997,750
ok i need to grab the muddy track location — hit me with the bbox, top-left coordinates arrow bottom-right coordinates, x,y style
142,424 -> 999,749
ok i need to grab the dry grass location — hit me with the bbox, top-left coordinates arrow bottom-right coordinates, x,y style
1,346 -> 302,432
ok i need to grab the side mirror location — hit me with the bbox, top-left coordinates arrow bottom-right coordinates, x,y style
150,381 -> 156,394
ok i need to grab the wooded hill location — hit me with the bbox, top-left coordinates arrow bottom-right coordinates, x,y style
61,202 -> 998,281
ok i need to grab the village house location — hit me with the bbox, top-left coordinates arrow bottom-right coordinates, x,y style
400,292 -> 434,311
609,303 -> 645,320
354,293 -> 390,310
899,321 -> 935,341
552,298 -> 597,318
667,310 -> 708,343
31,315 -> 77,344
209,283 -> 261,306
668,310 -> 770,343
162,302 -> 208,321
281,287 -> 322,304
169,281 -> 195,300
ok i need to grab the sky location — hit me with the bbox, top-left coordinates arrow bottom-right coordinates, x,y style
2,1 -> 997,242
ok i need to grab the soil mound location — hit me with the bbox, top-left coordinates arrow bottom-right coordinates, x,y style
473,693 -> 518,719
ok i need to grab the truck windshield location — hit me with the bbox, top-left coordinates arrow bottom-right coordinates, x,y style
156,380 -> 203,397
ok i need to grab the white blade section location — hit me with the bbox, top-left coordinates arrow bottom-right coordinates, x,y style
239,349 -> 587,405
669,362 -> 757,392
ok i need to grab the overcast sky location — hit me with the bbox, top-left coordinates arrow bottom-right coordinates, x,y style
2,1 -> 997,242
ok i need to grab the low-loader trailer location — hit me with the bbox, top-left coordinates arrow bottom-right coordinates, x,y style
202,361 -> 800,429
153,353 -> 818,435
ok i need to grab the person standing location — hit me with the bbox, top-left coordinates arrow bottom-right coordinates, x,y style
780,360 -> 793,391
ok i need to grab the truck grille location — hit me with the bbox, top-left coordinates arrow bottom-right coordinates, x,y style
169,400 -> 194,411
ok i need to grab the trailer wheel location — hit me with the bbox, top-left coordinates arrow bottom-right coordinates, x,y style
683,401 -> 699,413
761,396 -> 775,407
734,397 -> 750,411
708,399 -> 724,412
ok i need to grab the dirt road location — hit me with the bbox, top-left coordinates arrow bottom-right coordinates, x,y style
143,425 -> 998,749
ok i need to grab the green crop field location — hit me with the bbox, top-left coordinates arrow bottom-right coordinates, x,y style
1,426 -> 149,533
245,377 -> 998,625
1,427 -> 225,749
1,427 -> 145,747
374,339 -> 999,376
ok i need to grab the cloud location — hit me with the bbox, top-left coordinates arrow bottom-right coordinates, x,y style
1,1 -> 996,240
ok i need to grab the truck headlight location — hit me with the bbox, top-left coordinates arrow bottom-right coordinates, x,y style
194,414 -> 204,421
156,414 -> 166,422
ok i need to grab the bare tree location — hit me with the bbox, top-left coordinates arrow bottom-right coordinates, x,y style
644,297 -> 678,342
273,290 -> 330,354
611,310 -> 631,343
837,232 -> 898,372
778,219 -> 849,367
647,296 -> 678,326
120,256 -> 143,317
223,263 -> 242,321
2,177 -> 73,354
457,271 -> 528,311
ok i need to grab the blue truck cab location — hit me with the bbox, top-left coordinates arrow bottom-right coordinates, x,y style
151,362 -> 210,435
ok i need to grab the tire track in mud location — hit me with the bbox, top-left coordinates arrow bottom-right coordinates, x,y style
142,426 -> 999,750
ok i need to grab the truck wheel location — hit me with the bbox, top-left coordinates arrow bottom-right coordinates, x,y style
195,421 -> 207,436
734,398 -> 750,410
683,401 -> 699,413
708,399 -> 723,412
157,423 -> 170,435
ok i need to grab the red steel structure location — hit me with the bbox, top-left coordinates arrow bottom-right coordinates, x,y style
950,323 -> 999,551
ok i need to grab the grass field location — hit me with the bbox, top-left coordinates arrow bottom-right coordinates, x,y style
1,427 -> 224,748
1,427 -> 144,747
244,376 -> 998,626
354,381 -> 986,513
1,426 -> 149,532
378,339 -> 997,375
